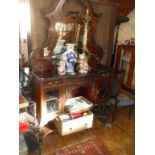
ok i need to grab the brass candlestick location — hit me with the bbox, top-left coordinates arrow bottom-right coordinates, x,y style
82,9 -> 92,24
82,9 -> 92,54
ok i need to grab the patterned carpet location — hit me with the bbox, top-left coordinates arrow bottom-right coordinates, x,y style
47,136 -> 111,155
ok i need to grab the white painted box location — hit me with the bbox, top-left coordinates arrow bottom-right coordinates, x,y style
54,111 -> 94,136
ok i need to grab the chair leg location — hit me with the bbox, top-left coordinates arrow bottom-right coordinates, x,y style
112,97 -> 118,122
92,103 -> 110,124
128,105 -> 134,119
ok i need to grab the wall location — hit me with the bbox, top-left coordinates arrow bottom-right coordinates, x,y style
117,9 -> 135,44
93,2 -> 117,65
30,0 -> 58,50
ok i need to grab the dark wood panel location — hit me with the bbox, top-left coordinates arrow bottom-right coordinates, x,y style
99,0 -> 135,15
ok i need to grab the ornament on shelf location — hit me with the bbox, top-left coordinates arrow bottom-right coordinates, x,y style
78,53 -> 90,74
58,59 -> 66,75
66,44 -> 77,75
62,43 -> 77,75
53,39 -> 65,55
43,47 -> 50,57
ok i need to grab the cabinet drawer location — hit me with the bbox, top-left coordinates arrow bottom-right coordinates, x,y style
55,111 -> 94,136
66,76 -> 94,85
43,79 -> 63,87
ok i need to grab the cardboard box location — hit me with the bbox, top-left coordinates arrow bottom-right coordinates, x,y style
65,96 -> 93,113
19,95 -> 29,109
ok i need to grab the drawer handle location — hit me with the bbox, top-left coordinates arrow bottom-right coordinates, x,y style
47,81 -> 60,85
47,82 -> 53,85
54,81 -> 59,84
102,73 -> 110,77
47,81 -> 59,85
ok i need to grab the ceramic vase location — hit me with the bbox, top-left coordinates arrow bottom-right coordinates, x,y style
53,39 -> 65,55
64,43 -> 77,75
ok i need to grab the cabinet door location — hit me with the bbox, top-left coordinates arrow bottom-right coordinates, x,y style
40,86 -> 64,122
81,82 -> 97,104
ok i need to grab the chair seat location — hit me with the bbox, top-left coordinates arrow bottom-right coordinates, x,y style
110,93 -> 134,107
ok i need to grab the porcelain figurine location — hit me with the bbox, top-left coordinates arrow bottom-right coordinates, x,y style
78,53 -> 90,74
43,47 -> 50,57
58,59 -> 66,75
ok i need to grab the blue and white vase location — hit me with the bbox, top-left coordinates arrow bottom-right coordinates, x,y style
63,43 -> 77,75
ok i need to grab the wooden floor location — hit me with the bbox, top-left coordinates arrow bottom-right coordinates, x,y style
28,106 -> 135,155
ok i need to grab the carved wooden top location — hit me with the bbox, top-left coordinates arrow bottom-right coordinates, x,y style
30,0 -> 103,74
45,0 -> 102,54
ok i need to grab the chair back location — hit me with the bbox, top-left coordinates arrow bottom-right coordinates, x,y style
111,70 -> 125,97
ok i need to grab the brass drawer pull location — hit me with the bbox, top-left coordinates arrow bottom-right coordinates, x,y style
46,80 -> 61,85
47,82 -> 53,85
54,81 -> 59,84
101,73 -> 110,77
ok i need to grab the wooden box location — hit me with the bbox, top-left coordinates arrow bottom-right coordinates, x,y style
54,111 -> 94,136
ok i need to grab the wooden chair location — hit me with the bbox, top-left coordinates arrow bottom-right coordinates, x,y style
111,69 -> 134,122
114,44 -> 135,94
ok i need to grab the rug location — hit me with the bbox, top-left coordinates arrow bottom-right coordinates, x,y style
47,136 -> 111,155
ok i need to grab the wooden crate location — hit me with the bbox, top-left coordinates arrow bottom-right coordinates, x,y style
54,111 -> 94,136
